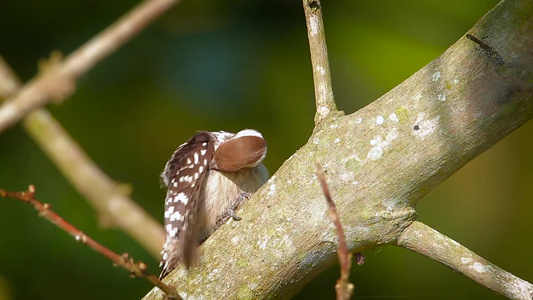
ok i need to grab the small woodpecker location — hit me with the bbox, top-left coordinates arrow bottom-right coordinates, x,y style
159,129 -> 269,279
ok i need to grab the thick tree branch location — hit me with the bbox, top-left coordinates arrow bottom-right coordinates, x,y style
0,57 -> 164,259
0,0 -> 181,134
302,0 -> 337,125
397,221 -> 533,300
0,185 -> 181,300
144,0 -> 532,298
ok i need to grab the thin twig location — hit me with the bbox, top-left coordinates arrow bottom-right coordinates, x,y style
0,185 -> 182,300
302,0 -> 337,125
316,164 -> 353,300
0,0 -> 182,134
0,57 -> 165,258
397,221 -> 533,300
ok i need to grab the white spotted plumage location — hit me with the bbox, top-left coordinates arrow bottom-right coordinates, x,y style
159,129 -> 269,279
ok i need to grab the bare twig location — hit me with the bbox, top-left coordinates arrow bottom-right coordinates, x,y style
0,185 -> 182,300
0,57 -> 165,258
0,0 -> 182,134
397,221 -> 533,300
302,0 -> 337,125
316,164 -> 353,300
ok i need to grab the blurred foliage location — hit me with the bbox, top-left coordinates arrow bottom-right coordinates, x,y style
0,0 -> 531,299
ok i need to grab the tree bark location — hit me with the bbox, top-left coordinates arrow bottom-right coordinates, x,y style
143,0 -> 533,299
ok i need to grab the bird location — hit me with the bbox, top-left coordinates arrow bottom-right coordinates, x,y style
159,129 -> 269,279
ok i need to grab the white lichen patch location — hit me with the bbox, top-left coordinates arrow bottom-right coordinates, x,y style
309,15 -> 319,36
330,124 -> 338,129
367,147 -> 383,160
370,137 -> 380,146
366,127 -> 399,161
472,262 -> 487,273
388,113 -> 399,123
437,94 -> 447,101
376,116 -> 384,125
431,71 -> 441,81
461,257 -> 473,264
267,184 -> 276,197
316,66 -> 326,75
413,113 -> 440,139
313,137 -> 320,145
334,138 -> 340,143
317,104 -> 329,115
355,117 -> 363,124
453,79 -> 459,84
231,236 -> 240,245
257,237 -> 269,250
345,153 -> 363,163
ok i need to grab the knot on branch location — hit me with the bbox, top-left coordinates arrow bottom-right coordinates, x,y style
38,51 -> 76,103
307,0 -> 321,10
75,232 -> 89,244
465,34 -> 504,65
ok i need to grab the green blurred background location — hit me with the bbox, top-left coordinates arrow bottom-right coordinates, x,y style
0,0 -> 531,299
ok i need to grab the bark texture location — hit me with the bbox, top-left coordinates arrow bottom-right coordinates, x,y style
142,0 -> 533,298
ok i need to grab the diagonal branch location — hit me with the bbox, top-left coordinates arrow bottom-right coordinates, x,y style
302,0 -> 338,125
397,221 -> 533,300
0,57 -> 164,259
143,0 -> 533,298
0,185 -> 181,300
0,0 -> 182,134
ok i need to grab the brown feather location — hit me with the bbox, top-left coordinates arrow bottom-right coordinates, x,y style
213,136 -> 266,172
